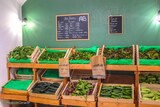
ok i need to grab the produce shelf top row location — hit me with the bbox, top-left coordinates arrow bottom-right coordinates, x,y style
7,45 -> 160,66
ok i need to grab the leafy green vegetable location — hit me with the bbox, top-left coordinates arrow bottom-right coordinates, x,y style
39,51 -> 65,61
65,79 -> 94,100
140,49 -> 160,59
69,51 -> 95,60
9,46 -> 34,60
103,47 -> 132,59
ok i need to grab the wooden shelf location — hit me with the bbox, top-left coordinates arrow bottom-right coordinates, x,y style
106,65 -> 137,71
98,102 -> 135,107
0,93 -> 27,101
34,64 -> 59,69
29,96 -> 60,106
7,63 -> 34,68
138,65 -> 160,72
139,104 -> 160,107
62,99 -> 96,107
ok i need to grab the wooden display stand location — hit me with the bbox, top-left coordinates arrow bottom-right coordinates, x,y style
1,46 -> 160,107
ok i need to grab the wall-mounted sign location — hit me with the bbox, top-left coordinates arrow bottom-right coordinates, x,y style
56,13 -> 89,41
108,15 -> 123,34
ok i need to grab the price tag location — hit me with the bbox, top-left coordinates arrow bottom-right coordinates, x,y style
91,55 -> 106,79
59,58 -> 70,77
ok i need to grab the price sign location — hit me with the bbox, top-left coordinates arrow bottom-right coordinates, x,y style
56,13 -> 89,41
91,55 -> 106,79
59,58 -> 70,77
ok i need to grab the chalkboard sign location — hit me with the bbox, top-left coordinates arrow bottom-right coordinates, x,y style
108,15 -> 123,34
56,13 -> 89,41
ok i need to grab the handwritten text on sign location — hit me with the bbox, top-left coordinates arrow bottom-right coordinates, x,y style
59,58 -> 70,77
108,15 -> 123,34
91,55 -> 106,79
56,13 -> 89,40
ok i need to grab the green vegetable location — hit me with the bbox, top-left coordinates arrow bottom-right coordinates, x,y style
70,51 -> 95,60
140,49 -> 160,59
39,51 -> 65,61
139,73 -> 160,84
9,46 -> 34,60
65,79 -> 94,100
103,47 -> 132,59
100,85 -> 132,99
141,86 -> 160,100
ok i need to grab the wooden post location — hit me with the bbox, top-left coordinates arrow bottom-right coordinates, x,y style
34,103 -> 38,107
33,68 -> 37,82
7,67 -> 10,80
98,79 -> 101,88
63,77 -> 68,87
135,69 -> 139,107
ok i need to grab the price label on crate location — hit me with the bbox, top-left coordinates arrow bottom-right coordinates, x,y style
91,55 -> 106,79
59,58 -> 70,77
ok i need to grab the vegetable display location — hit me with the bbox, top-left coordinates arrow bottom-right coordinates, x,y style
39,51 -> 65,61
103,47 -> 132,59
139,73 -> 160,84
100,85 -> 132,99
9,46 -> 34,60
31,82 -> 60,94
141,87 -> 160,101
140,49 -> 160,59
69,51 -> 95,60
65,79 -> 94,96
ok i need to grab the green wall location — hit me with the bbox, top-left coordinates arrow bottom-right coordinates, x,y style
22,0 -> 160,48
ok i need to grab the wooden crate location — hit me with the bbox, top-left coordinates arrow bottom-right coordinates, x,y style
62,99 -> 96,107
40,69 -> 63,82
8,46 -> 41,63
101,45 -> 135,65
139,83 -> 160,105
2,79 -> 34,96
29,80 -> 63,100
98,102 -> 135,107
36,48 -> 70,63
62,81 -> 98,101
14,69 -> 33,80
68,47 -> 100,62
98,83 -> 134,104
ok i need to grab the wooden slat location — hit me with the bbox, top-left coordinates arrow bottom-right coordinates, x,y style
7,63 -> 34,68
106,65 -> 137,71
139,104 -> 160,107
62,99 -> 96,107
98,102 -> 135,107
0,94 -> 27,101
70,64 -> 92,70
34,64 -> 59,69
138,66 -> 160,71
29,96 -> 60,106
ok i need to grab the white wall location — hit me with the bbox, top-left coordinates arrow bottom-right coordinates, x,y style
0,0 -> 22,106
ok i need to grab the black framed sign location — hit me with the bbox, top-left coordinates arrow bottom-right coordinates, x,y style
56,13 -> 89,41
108,15 -> 123,34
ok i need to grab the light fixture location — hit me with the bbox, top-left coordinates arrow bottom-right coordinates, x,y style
22,17 -> 27,26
